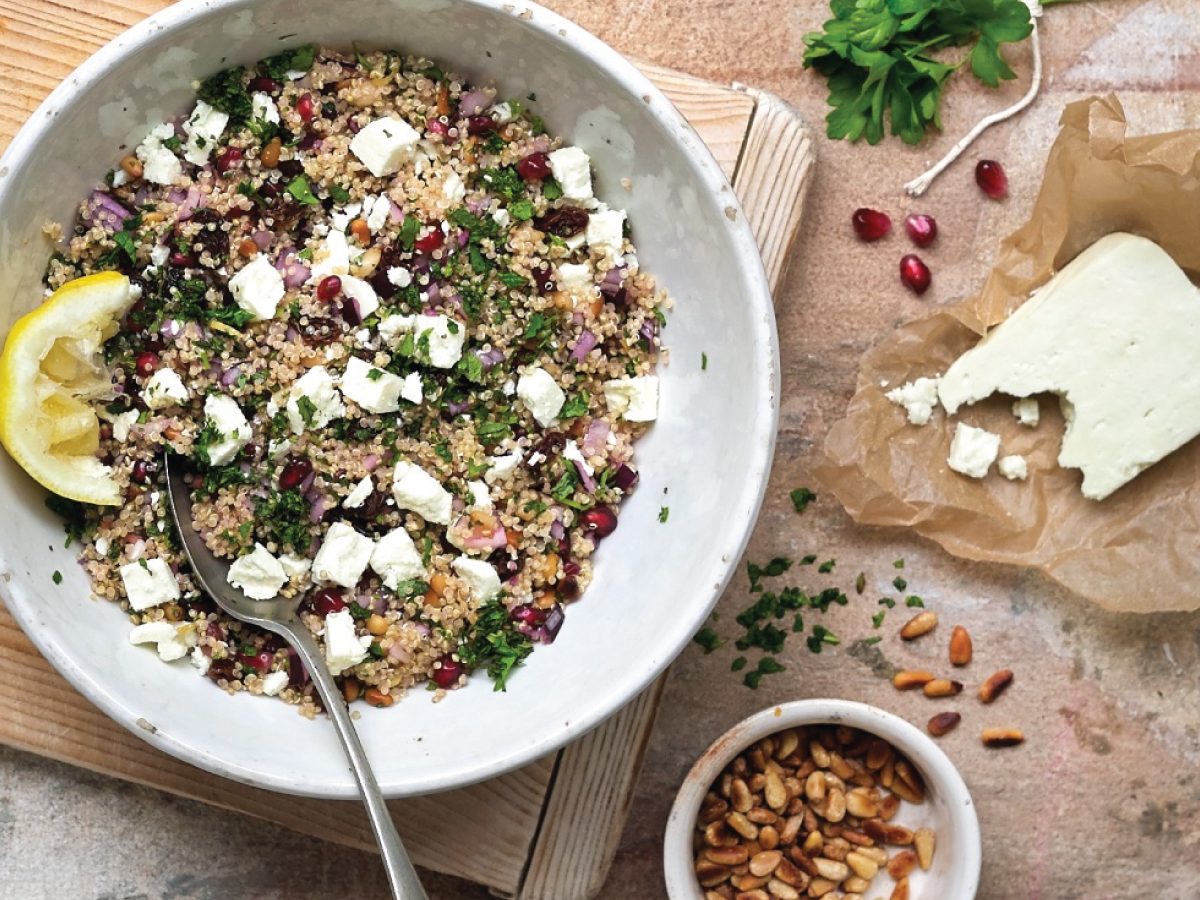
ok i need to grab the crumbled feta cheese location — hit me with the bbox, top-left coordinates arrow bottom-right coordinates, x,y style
492,207 -> 511,228
150,244 -> 170,268
547,146 -> 593,201
260,670 -> 289,696
278,554 -> 312,579
491,101 -> 515,124
339,274 -> 380,320
286,366 -> 345,435
387,266 -> 412,288
323,608 -> 369,675
202,395 -> 251,465
502,379 -> 515,397
182,100 -> 229,166
135,122 -> 182,185
119,558 -> 181,611
603,376 -> 658,422
341,356 -> 403,414
563,440 -> 594,476
229,254 -> 286,321
885,377 -> 941,426
401,372 -> 423,405
392,461 -> 453,525
467,480 -> 492,509
412,315 -> 466,369
311,522 -> 376,588
94,536 -> 111,557
370,528 -> 425,590
527,451 -> 546,467
251,92 -> 280,125
998,454 -> 1028,481
378,314 -> 415,343
517,367 -> 566,428
442,170 -> 467,204
268,438 -> 291,461
365,194 -> 390,233
350,117 -> 421,177
309,230 -> 351,283
190,646 -> 211,675
129,621 -> 196,662
343,475 -> 374,509
110,409 -> 140,443
484,450 -> 523,485
586,209 -> 626,261
227,543 -> 288,600
556,262 -> 595,300
142,368 -> 190,410
111,170 -> 129,188
452,557 -> 501,601
947,423 -> 1001,479
1012,398 -> 1040,427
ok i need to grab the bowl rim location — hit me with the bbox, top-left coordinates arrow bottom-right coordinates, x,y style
663,699 -> 983,900
0,0 -> 780,797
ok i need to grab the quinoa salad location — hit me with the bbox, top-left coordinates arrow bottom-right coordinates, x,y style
41,44 -> 667,712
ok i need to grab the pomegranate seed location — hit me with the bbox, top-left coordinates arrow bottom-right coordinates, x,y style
426,118 -> 451,137
170,251 -> 197,268
531,263 -> 556,295
241,650 -> 274,673
510,605 -> 547,627
904,214 -> 938,248
130,460 -> 154,483
340,298 -> 363,327
466,115 -> 497,136
517,151 -> 551,181
579,505 -> 618,539
316,275 -> 342,302
414,228 -> 444,254
851,208 -> 891,241
297,93 -> 316,123
899,254 -> 932,295
216,147 -> 243,175
431,656 -> 465,688
311,588 -> 347,616
278,457 -> 313,490
563,560 -> 582,577
134,352 -> 160,377
248,76 -> 280,94
975,160 -> 1008,199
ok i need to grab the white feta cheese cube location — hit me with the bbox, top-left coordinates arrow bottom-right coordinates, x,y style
492,207 -> 511,228
556,262 -> 595,300
387,267 -> 412,288
190,646 -> 211,675
135,122 -> 182,185
286,365 -> 345,435
142,368 -> 190,410
323,608 -> 369,675
451,556 -> 501,601
202,395 -> 251,465
260,670 -> 289,696
110,409 -> 140,443
350,117 -> 421,178
1012,398 -> 1040,427
119,558 -> 181,611
370,528 -> 425,590
342,475 -> 374,509
340,274 -> 380,320
229,254 -> 286,321
251,92 -> 281,125
603,376 -> 658,422
998,454 -> 1028,481
401,372 -> 423,405
586,208 -> 626,260
129,621 -> 196,662
278,553 -> 312,579
392,461 -> 453,525
365,194 -> 390,233
517,367 -> 566,428
227,543 -> 288,600
484,449 -> 523,485
412,315 -> 466,368
885,377 -> 941,426
309,230 -> 351,283
341,356 -> 403,414
442,171 -> 467,204
182,100 -> 229,166
547,147 -> 593,201
467,480 -> 492,509
311,521 -> 375,588
947,423 -> 1001,479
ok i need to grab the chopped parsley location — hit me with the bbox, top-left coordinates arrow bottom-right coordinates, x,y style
906,595 -> 925,608
744,657 -> 786,690
747,556 -> 792,592
458,597 -> 533,691
197,66 -> 253,128
818,559 -> 836,574
658,506 -> 669,523
807,624 -> 839,654
257,44 -> 315,80
790,487 -> 817,513
44,495 -> 93,547
872,610 -> 887,628
893,576 -> 908,591
296,395 -> 318,428
285,175 -> 320,205
701,352 -> 708,371
559,393 -> 589,418
256,489 -> 310,551
52,571 -> 63,585
731,656 -> 748,672
693,628 -> 725,653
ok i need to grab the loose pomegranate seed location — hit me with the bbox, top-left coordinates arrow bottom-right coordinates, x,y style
563,560 -> 581,577
310,588 -> 347,616
134,352 -> 160,377
316,275 -> 342,302
851,208 -> 892,242
426,118 -> 451,137
975,160 -> 1008,199
415,228 -> 445,254
130,460 -> 154,483
466,115 -> 497,136
241,650 -> 274,673
510,605 -> 547,627
431,656 -> 465,688
248,76 -> 281,94
579,505 -> 618,539
278,457 -> 313,490
517,151 -> 551,181
216,147 -> 243,176
297,92 -> 316,123
170,251 -> 197,268
904,214 -> 938,248
899,254 -> 932,295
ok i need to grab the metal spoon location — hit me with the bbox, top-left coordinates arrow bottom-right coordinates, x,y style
165,453 -> 427,900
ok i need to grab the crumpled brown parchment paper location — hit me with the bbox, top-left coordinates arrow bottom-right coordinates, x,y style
817,94 -> 1200,613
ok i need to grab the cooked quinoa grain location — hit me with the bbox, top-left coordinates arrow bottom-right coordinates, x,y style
45,44 -> 666,710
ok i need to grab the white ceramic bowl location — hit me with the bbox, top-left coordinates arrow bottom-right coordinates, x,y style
0,0 -> 777,797
664,700 -> 982,900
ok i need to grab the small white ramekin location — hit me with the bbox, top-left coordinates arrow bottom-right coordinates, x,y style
664,699 -> 982,900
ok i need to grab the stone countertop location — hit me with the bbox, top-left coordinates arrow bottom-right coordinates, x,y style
3,1 -> 1199,898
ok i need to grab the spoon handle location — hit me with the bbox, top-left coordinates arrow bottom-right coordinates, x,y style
284,624 -> 428,900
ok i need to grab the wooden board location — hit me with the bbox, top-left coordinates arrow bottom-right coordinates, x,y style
0,5 -> 814,898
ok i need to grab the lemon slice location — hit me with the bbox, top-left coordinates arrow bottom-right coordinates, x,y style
0,272 -> 139,505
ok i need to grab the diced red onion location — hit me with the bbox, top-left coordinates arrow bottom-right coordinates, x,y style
388,643 -> 412,663
276,250 -> 311,288
457,229 -> 470,248
639,319 -> 657,343
363,454 -> 379,472
159,319 -> 183,339
549,520 -> 566,542
573,460 -> 597,493
452,497 -> 466,513
389,199 -> 404,223
531,135 -> 550,154
612,463 -> 639,491
287,649 -> 309,687
175,186 -> 202,221
166,188 -> 187,205
460,90 -> 492,116
84,191 -> 131,231
206,621 -> 225,640
424,281 -> 442,306
599,266 -> 627,297
252,230 -> 273,251
296,131 -> 319,151
473,346 -> 505,372
298,469 -> 317,495
529,605 -> 565,644
463,523 -> 508,550
308,494 -> 327,523
569,329 -> 598,364
132,185 -> 152,207
581,419 -> 610,458
285,325 -> 299,342
466,197 -> 486,214
348,118 -> 362,134
220,365 -> 242,386
447,399 -> 471,416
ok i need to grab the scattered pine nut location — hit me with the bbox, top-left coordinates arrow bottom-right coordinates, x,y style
892,669 -> 935,690
927,711 -> 961,736
923,678 -> 963,698
890,875 -> 910,900
914,827 -> 936,870
899,609 -> 938,640
980,669 -> 1014,703
949,624 -> 973,666
982,727 -> 1025,747
887,849 -> 918,879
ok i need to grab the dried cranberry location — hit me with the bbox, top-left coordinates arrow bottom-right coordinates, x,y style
517,152 -> 551,181
899,254 -> 932,295
310,588 -> 347,616
851,208 -> 891,242
531,263 -> 556,295
559,577 -> 580,600
415,228 -> 445,254
170,251 -> 197,268
276,158 -> 305,179
278,457 -> 313,490
579,505 -> 618,539
317,275 -> 342,302
466,115 -> 497,135
297,93 -> 316,123
975,160 -> 1008,199
431,656 -> 465,688
903,214 -> 938,248
187,208 -> 229,260
248,76 -> 281,94
535,206 -> 589,238
134,352 -> 160,377
426,118 -> 451,138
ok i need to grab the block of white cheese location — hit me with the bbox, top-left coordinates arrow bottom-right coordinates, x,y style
939,233 -> 1200,500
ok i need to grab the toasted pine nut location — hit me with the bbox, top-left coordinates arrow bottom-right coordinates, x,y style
758,824 -> 780,851
982,727 -> 1025,747
928,711 -> 962,736
707,845 -> 749,866
775,728 -> 800,760
701,799 -> 730,825
766,879 -> 799,900
892,669 -> 935,690
808,878 -> 837,899
888,849 -> 918,879
734,888 -> 768,900
732,777 -> 754,813
899,610 -> 938,640
734,873 -> 768,891
805,771 -> 826,803
813,858 -> 848,882
778,815 -> 803,845
865,739 -> 892,769
825,788 -> 846,823
923,678 -> 963,698
809,740 -> 831,768
695,859 -> 729,888
845,850 -> 879,880
863,819 -> 913,845
857,845 -> 889,865
764,767 -> 788,811
890,876 -> 910,900
821,837 -> 850,861
705,821 -> 740,848
914,826 -> 936,870
949,624 -> 973,666
878,793 -> 900,821
727,811 -> 759,840
802,831 -> 824,855
828,752 -> 854,780
844,788 -> 877,819
843,876 -> 870,894
773,857 -> 808,889
748,850 -> 782,877
746,807 -> 778,825
980,669 -> 1014,703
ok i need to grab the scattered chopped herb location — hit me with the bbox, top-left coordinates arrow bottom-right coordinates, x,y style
45,495 -> 92,547
328,184 -> 352,204
731,656 -> 748,672
693,628 -> 725,653
701,352 -> 708,371
894,559 -> 905,569
352,41 -> 375,72
458,597 -> 533,691
285,175 -> 319,205
658,506 -> 669,523
807,624 -> 840,654
906,595 -> 925,608
196,65 -> 253,128
542,177 -> 563,201
792,613 -> 805,633
296,395 -> 318,428
879,597 -> 897,609
257,44 -> 315,80
744,657 -> 786,689
818,559 -> 836,574
52,570 -> 63,585
872,610 -> 887,628
747,556 -> 792,592
399,216 -> 420,251
348,601 -> 372,621
509,199 -> 535,221
862,636 -> 882,646
893,576 -> 908,591
559,393 -> 589,418
789,487 -> 817,513
392,578 -> 430,599
856,572 -> 866,594
256,488 -> 310,551
735,623 -> 787,654
367,367 -> 384,381
799,554 -> 817,566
